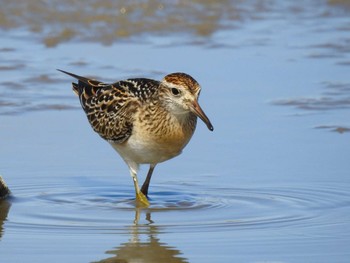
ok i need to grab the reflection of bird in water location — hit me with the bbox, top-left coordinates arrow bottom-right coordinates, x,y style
92,211 -> 188,263
59,70 -> 213,206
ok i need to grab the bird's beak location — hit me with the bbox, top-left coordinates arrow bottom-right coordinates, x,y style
191,100 -> 214,131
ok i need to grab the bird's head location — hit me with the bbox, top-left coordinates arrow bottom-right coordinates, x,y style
160,73 -> 213,131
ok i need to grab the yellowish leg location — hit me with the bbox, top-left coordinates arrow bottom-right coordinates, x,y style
130,169 -> 150,207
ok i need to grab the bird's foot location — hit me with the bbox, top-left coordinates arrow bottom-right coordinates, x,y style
136,191 -> 150,207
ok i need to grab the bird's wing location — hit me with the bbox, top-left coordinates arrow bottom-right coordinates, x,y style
58,70 -> 135,143
58,70 -> 159,143
80,84 -> 139,143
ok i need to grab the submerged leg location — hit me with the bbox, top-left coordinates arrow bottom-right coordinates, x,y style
141,164 -> 156,197
129,167 -> 149,207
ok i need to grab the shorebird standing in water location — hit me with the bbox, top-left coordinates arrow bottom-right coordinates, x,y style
58,69 -> 213,206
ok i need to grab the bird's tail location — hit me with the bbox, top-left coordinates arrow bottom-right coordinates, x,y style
57,69 -> 106,96
57,69 -> 92,83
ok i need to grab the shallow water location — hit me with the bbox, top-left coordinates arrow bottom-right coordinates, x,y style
1,1 -> 350,262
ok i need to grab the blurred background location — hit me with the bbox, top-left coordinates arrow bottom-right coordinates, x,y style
0,1 -> 350,262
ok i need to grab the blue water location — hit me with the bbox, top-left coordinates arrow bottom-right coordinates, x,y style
1,1 -> 350,262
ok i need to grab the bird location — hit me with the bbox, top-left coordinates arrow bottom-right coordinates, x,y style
58,69 -> 213,206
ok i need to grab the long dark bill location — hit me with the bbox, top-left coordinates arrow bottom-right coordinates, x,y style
191,100 -> 214,131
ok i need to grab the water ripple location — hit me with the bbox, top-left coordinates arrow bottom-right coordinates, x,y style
4,181 -> 350,235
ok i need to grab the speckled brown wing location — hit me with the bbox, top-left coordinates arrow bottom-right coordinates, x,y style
58,69 -> 160,143
74,81 -> 139,143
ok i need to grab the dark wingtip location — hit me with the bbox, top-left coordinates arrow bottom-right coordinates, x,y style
57,69 -> 83,80
57,69 -> 70,75
57,69 -> 102,87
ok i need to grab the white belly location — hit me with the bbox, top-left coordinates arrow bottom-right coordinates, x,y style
110,133 -> 183,165
110,111 -> 196,167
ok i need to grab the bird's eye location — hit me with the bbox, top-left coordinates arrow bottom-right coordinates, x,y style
171,88 -> 180,96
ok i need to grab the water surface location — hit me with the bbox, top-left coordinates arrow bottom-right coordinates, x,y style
1,1 -> 350,262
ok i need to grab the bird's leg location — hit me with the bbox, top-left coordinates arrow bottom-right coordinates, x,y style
141,164 -> 156,197
129,168 -> 149,207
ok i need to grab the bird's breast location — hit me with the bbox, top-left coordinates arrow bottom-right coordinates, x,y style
113,110 -> 197,165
